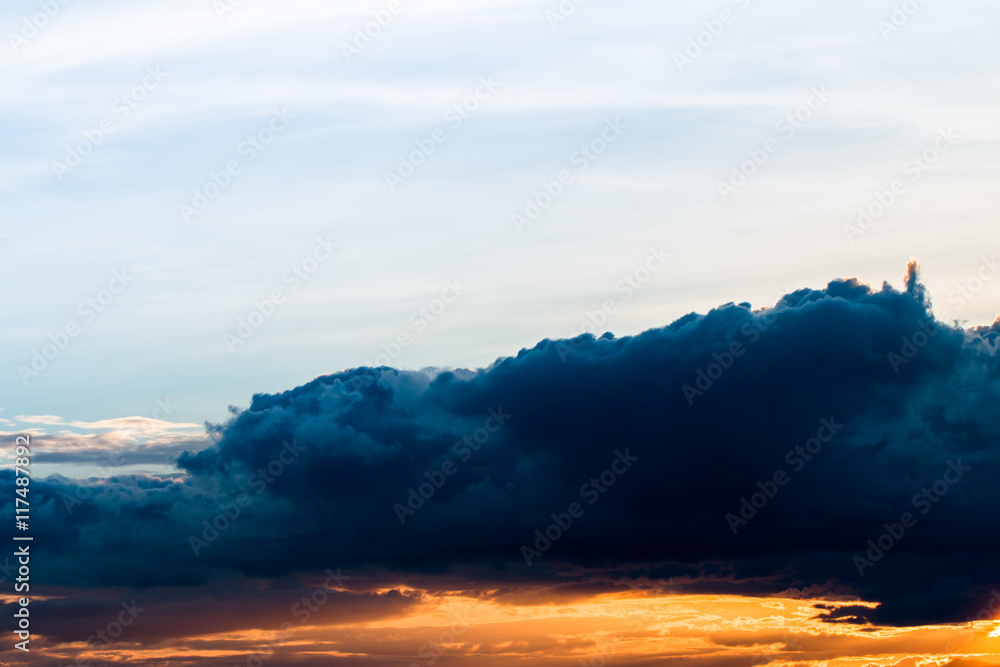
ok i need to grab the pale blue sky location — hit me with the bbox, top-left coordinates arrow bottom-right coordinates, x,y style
2,0 -> 998,433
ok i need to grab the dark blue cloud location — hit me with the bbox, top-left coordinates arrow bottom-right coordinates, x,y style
7,264 -> 1000,628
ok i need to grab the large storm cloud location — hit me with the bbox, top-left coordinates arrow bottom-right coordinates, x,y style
6,263 -> 1000,629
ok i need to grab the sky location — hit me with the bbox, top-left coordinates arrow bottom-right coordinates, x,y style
2,0 -> 1000,665
1,0 -> 999,429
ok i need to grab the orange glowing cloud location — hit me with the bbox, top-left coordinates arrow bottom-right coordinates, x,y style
15,587 -> 999,667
